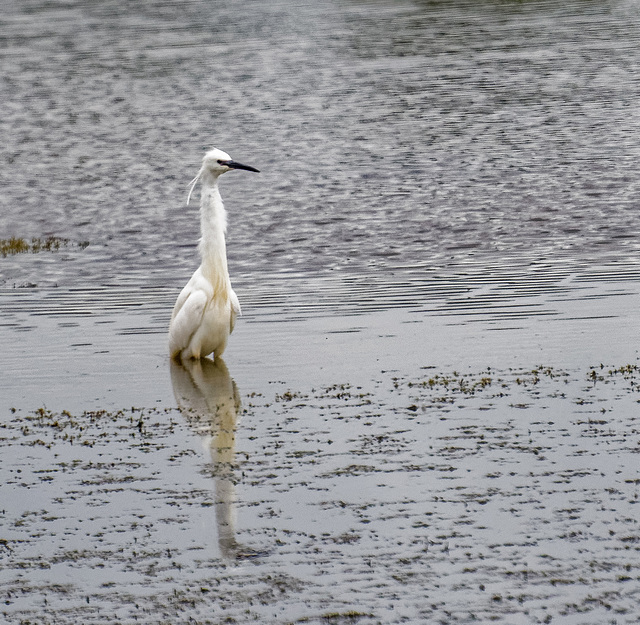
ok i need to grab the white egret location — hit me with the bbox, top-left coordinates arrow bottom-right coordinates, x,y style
169,148 -> 259,361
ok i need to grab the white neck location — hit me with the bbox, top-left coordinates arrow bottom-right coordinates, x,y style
198,175 -> 231,295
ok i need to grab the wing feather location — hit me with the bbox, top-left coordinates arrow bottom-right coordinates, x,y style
169,289 -> 208,358
229,289 -> 241,334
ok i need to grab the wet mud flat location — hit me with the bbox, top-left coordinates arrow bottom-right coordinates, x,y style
2,362 -> 640,625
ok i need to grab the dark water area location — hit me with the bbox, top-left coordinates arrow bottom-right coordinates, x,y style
2,1 -> 640,624
2,0 -> 640,295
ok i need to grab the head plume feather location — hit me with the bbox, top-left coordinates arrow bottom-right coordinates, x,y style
186,168 -> 203,205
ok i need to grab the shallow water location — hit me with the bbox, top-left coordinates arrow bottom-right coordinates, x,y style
3,365 -> 640,624
2,0 -> 640,623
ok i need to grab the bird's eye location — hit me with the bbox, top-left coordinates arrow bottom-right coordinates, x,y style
217,159 -> 223,164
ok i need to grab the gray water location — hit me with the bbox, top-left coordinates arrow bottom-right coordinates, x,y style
2,1 -> 640,623
3,0 -> 640,290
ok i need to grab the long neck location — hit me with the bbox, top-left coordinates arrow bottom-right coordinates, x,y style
198,177 -> 231,295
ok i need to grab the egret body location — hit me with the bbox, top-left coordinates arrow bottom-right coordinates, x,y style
169,148 -> 259,361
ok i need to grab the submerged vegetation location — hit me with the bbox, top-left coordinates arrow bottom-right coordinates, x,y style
0,236 -> 89,257
400,366 -> 571,407
3,363 -> 640,624
588,363 -> 640,388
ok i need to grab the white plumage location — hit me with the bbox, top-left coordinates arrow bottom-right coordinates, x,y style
169,148 -> 259,361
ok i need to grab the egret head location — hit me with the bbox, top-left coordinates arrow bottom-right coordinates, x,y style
202,148 -> 260,176
187,147 -> 259,204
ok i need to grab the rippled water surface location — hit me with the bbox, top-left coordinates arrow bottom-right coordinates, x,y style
3,0 -> 640,291
2,0 -> 640,623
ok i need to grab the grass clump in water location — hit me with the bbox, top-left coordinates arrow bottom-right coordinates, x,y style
588,363 -> 640,390
408,370 -> 494,396
0,236 -> 89,257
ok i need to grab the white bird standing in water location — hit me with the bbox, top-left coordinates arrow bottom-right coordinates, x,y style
169,148 -> 259,361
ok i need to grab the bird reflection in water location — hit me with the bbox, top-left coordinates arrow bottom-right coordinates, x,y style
170,356 -> 253,559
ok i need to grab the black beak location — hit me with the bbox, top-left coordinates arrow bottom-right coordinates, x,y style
222,160 -> 260,173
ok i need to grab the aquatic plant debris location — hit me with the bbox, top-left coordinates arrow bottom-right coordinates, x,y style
1,365 -> 640,624
0,237 -> 89,257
